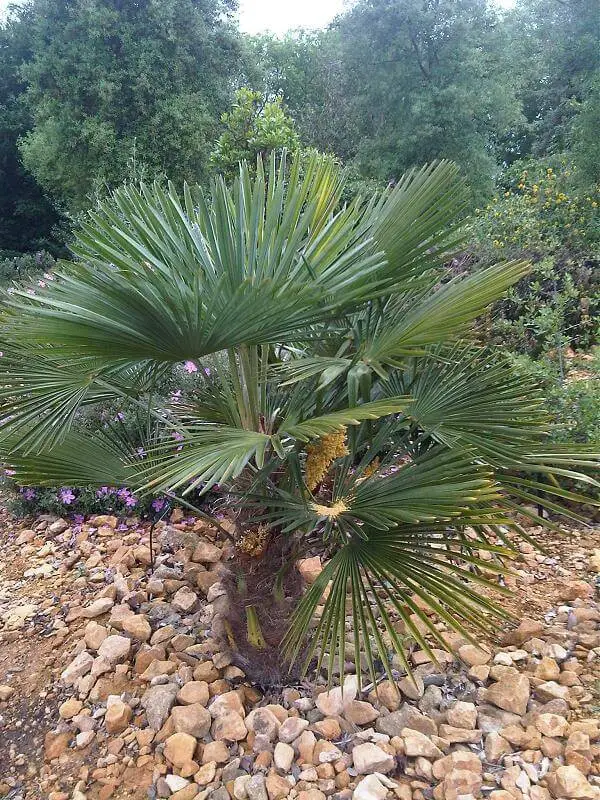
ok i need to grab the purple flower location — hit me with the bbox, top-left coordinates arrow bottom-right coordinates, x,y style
96,486 -> 110,497
117,488 -> 131,501
171,431 -> 184,442
4,469 -> 15,476
125,495 -> 138,507
136,446 -> 146,458
117,523 -> 129,531
203,367 -> 211,376
170,389 -> 182,404
23,488 -> 36,501
58,488 -> 76,505
74,514 -> 85,524
183,360 -> 198,374
38,280 -> 47,288
152,497 -> 165,512
115,412 -> 125,422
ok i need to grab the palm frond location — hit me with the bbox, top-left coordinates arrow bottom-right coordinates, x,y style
279,397 -> 410,441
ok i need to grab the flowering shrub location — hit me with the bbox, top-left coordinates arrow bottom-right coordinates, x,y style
466,157 -> 600,355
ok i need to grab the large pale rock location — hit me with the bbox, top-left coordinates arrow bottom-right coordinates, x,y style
535,713 -> 569,738
105,699 -> 132,733
278,716 -> 309,743
61,651 -> 94,686
84,621 -> 108,651
164,732 -> 198,768
209,690 -> 245,718
546,765 -> 599,799
401,728 -> 443,759
245,707 -> 280,741
446,701 -> 477,729
433,751 -> 482,780
352,775 -> 393,800
211,710 -> 248,741
443,769 -> 483,800
345,700 -> 379,726
177,681 -> 209,707
352,742 -> 395,774
273,741 -> 295,772
97,635 -> 131,665
315,676 -> 357,716
172,586 -> 199,614
81,598 -> 114,618
458,643 -> 492,666
297,556 -> 322,584
122,614 -> 152,641
192,540 -> 222,563
171,703 -> 211,738
141,683 -> 178,730
485,673 -> 530,715
376,704 -> 437,737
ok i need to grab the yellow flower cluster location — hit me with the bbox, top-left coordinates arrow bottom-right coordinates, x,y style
237,524 -> 270,557
305,428 -> 349,491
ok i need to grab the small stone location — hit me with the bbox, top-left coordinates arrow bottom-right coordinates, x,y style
59,697 -> 83,719
172,586 -> 199,613
446,701 -> 477,729
171,703 -> 212,738
279,716 -> 309,742
44,731 -> 72,760
141,683 -> 178,730
265,774 -> 292,800
122,614 -> 152,641
97,635 -> 131,665
247,774 -> 269,800
297,556 -> 322,584
84,621 -> 109,650
397,674 -> 424,700
105,699 -> 132,733
192,540 -> 222,563
61,651 -> 94,686
562,581 -> 593,600
164,732 -> 198,768
75,730 -> 95,749
344,700 -> 379,726
315,676 -> 357,716
195,761 -> 217,785
536,681 -> 570,702
0,684 -> 15,701
443,769 -> 483,800
246,707 -> 280,741
402,728 -> 443,759
352,775 -> 391,800
506,618 -> 544,645
177,681 -> 210,706
352,742 -> 395,774
376,704 -> 437,737
81,598 -> 114,618
485,731 -> 512,762
274,741 -> 295,772
165,776 -> 190,793
535,713 -> 569,737
458,644 -> 492,666
535,657 -> 561,681
438,724 -> 482,743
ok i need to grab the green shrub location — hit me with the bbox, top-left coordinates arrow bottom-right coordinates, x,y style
0,250 -> 57,287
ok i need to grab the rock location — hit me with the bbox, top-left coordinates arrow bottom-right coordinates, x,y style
458,644 -> 492,666
165,776 -> 190,793
44,731 -> 72,760
164,732 -> 198,768
61,651 -> 94,686
562,581 -> 594,600
121,614 -> 152,641
376,680 -> 401,711
485,672 -> 530,715
97,635 -> 131,665
192,540 -> 222,563
247,774 -> 269,800
84,621 -> 108,651
81,598 -> 114,618
477,704 -> 523,734
344,700 -> 379,726
535,657 -> 561,680
0,684 -> 15,701
485,731 -> 512,761
279,716 -> 309,742
446,701 -> 477,729
442,769 -> 483,800
546,765 -> 598,798
352,742 -> 395,774
59,697 -> 83,719
246,707 -> 280,741
177,681 -> 210,706
171,703 -> 212,738
209,690 -> 245,718
265,774 -> 292,800
401,728 -> 443,759
211,710 -> 248,741
48,518 -> 69,535
105,699 -> 132,733
397,674 -> 424,700
75,730 -> 95,749
172,586 -> 199,613
535,713 -> 569,737
315,676 -> 357,716
352,775 -> 391,800
438,724 -> 482,743
376,704 -> 437,737
297,556 -> 322,584
536,681 -> 570,702
274,741 -> 295,772
141,683 -> 178,730
195,761 -> 217,785
505,618 -> 544,645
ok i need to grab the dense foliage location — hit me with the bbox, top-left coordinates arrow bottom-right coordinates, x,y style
0,155 -> 597,679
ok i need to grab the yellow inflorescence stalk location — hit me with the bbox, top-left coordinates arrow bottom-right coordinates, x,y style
305,428 -> 349,491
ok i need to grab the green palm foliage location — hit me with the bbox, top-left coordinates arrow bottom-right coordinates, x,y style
0,152 -> 597,684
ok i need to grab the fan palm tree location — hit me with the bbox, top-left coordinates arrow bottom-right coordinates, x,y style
0,152 -> 597,685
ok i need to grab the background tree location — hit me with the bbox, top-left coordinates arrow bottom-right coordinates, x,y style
210,88 -> 300,179
0,9 -> 63,255
17,0 -> 241,209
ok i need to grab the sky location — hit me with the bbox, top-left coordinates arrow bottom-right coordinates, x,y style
1,0 -> 516,32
